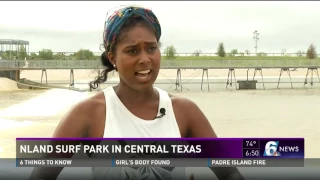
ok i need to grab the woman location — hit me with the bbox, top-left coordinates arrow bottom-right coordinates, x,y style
29,6 -> 244,180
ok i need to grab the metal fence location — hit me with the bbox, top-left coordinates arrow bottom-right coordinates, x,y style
1,51 -> 319,60
1,59 -> 320,70
19,52 -> 320,57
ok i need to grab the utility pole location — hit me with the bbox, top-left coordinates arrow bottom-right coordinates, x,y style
253,30 -> 260,55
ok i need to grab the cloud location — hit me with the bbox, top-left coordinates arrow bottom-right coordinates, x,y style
0,1 -> 320,53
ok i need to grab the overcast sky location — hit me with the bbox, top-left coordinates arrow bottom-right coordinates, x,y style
1,1 -> 320,54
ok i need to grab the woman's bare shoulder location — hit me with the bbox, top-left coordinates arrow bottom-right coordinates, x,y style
168,93 -> 202,120
71,92 -> 105,116
168,93 -> 216,138
169,94 -> 198,108
52,92 -> 106,138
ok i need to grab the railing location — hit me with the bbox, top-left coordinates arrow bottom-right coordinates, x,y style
20,52 -> 320,57
161,59 -> 320,68
1,59 -> 320,69
1,51 -> 320,60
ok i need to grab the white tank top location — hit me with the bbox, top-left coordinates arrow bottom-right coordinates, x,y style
103,86 -> 181,137
91,86 -> 186,180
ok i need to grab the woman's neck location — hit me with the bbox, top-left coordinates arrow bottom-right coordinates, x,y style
114,83 -> 157,105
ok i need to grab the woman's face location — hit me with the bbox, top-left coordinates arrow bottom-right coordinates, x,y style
109,24 -> 161,91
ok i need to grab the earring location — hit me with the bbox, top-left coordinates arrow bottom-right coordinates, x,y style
113,64 -> 116,68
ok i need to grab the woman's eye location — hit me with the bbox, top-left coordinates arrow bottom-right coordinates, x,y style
148,47 -> 157,51
127,50 -> 137,54
127,46 -> 157,54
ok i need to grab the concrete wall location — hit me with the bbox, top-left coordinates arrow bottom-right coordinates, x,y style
0,70 -> 19,81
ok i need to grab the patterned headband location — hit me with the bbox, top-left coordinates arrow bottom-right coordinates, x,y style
103,6 -> 161,53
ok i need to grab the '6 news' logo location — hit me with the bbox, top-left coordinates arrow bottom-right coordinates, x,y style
263,141 -> 281,156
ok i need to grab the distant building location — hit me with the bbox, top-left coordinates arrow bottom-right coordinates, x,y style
0,39 -> 30,60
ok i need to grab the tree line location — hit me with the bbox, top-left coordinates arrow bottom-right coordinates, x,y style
0,46 -> 98,60
163,43 -> 317,59
0,42 -> 317,60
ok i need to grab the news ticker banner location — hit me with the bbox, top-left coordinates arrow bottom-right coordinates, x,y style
16,138 -> 304,159
16,158 -> 304,167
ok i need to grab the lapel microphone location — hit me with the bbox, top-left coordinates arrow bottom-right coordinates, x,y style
154,108 -> 166,119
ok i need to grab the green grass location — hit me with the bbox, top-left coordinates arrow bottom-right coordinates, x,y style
160,56 -> 320,67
